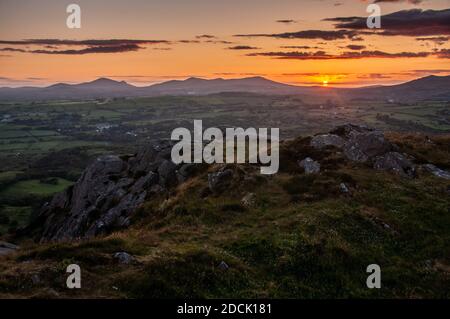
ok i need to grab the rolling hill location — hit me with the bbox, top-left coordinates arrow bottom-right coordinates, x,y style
0,75 -> 449,101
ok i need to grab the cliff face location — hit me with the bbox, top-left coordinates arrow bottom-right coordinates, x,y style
29,124 -> 449,243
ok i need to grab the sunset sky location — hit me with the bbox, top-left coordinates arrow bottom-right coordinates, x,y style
0,0 -> 449,87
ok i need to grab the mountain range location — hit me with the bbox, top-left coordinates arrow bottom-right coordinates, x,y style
0,75 -> 449,102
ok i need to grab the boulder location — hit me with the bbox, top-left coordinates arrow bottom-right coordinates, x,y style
343,130 -> 393,162
241,193 -> 257,208
374,152 -> 416,178
113,252 -> 135,264
339,183 -> 350,193
423,164 -> 450,180
208,167 -> 234,193
298,157 -> 321,174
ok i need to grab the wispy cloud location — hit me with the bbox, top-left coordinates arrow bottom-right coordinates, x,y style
234,30 -> 361,41
247,50 -> 432,60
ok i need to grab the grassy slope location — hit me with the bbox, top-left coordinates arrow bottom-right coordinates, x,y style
0,133 -> 449,299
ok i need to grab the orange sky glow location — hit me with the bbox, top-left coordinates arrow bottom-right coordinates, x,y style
0,0 -> 449,88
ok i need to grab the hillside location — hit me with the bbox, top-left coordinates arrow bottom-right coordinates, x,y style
0,125 -> 449,298
1,75 -> 449,102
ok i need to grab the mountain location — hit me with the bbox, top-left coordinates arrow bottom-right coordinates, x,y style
0,75 -> 449,101
346,75 -> 450,101
143,76 -> 307,95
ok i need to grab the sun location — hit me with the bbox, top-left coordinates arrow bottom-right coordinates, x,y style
322,80 -> 329,87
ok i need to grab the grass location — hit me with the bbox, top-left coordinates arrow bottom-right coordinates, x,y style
0,178 -> 73,198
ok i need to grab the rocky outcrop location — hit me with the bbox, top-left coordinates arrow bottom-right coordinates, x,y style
32,142 -> 201,242
423,164 -> 450,180
374,152 -> 416,178
298,157 -> 321,174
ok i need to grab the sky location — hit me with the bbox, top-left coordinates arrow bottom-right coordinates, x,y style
0,0 -> 449,87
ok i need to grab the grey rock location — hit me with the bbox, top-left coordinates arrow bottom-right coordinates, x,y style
158,160 -> 178,187
208,168 -> 234,193
218,261 -> 229,270
113,252 -> 135,264
374,152 -> 416,177
311,134 -> 345,149
0,241 -> 18,256
423,164 -> 450,179
343,130 -> 392,162
298,157 -> 321,174
241,193 -> 257,208
34,141 -> 182,242
340,183 -> 350,193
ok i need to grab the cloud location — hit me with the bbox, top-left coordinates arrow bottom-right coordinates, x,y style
227,45 -> 260,50
234,29 -> 361,41
196,34 -> 216,39
280,45 -> 322,49
205,40 -> 234,44
0,47 -> 27,52
324,9 -> 450,37
0,39 -> 170,55
276,19 -> 297,24
435,48 -> 450,59
344,45 -> 367,50
416,36 -> 449,45
30,44 -> 143,55
0,39 -> 169,46
372,0 -> 424,4
247,50 -> 432,60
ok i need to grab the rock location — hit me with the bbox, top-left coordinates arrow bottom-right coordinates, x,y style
298,157 -> 321,174
241,193 -> 257,208
31,274 -> 41,285
340,183 -> 350,193
310,134 -> 345,149
374,152 -> 416,177
343,130 -> 393,162
158,160 -> 178,187
113,252 -> 135,264
423,164 -> 450,179
0,241 -> 18,256
208,167 -> 234,193
32,141 -> 184,242
218,261 -> 229,270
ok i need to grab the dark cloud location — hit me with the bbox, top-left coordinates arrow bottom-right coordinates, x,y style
195,34 -> 216,39
280,45 -> 322,49
227,45 -> 260,50
30,44 -> 143,55
416,36 -> 449,45
247,50 -> 432,60
276,19 -> 297,24
0,39 -> 170,46
324,9 -> 450,37
179,40 -> 201,44
234,30 -> 361,41
372,0 -> 424,4
345,45 -> 367,50
435,48 -> 450,59
0,39 -> 171,55
204,40 -> 234,44
0,47 -> 27,52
